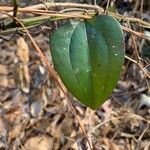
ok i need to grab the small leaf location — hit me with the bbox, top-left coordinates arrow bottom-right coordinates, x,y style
50,15 -> 124,109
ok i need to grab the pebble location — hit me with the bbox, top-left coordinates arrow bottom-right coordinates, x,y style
30,101 -> 43,117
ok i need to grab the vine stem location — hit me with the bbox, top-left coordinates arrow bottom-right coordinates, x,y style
0,2 -> 150,28
12,15 -> 93,150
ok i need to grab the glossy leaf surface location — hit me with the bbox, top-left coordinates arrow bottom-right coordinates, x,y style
50,15 -> 124,109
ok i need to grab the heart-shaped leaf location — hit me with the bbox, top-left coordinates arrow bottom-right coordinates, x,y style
50,15 -> 124,109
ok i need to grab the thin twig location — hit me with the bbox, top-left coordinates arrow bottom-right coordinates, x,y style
105,0 -> 110,14
138,124 -> 149,141
27,11 -> 91,19
0,11 -> 149,41
128,22 -> 141,60
59,8 -> 88,13
127,21 -> 150,91
13,0 -> 18,23
1,19 -> 148,41
125,55 -> 150,79
39,0 -> 49,10
12,16 -> 93,150
122,26 -> 150,40
133,0 -> 140,13
92,116 -> 122,133
140,0 -> 144,18
0,3 -> 150,28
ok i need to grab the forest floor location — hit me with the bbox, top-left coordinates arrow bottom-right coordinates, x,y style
0,0 -> 150,150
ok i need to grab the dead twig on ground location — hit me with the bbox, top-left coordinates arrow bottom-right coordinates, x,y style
0,2 -> 150,28
12,15 -> 93,150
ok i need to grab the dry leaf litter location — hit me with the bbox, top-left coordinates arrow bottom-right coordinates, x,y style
0,0 -> 150,150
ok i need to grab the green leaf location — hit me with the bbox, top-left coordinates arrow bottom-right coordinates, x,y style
50,15 -> 124,109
